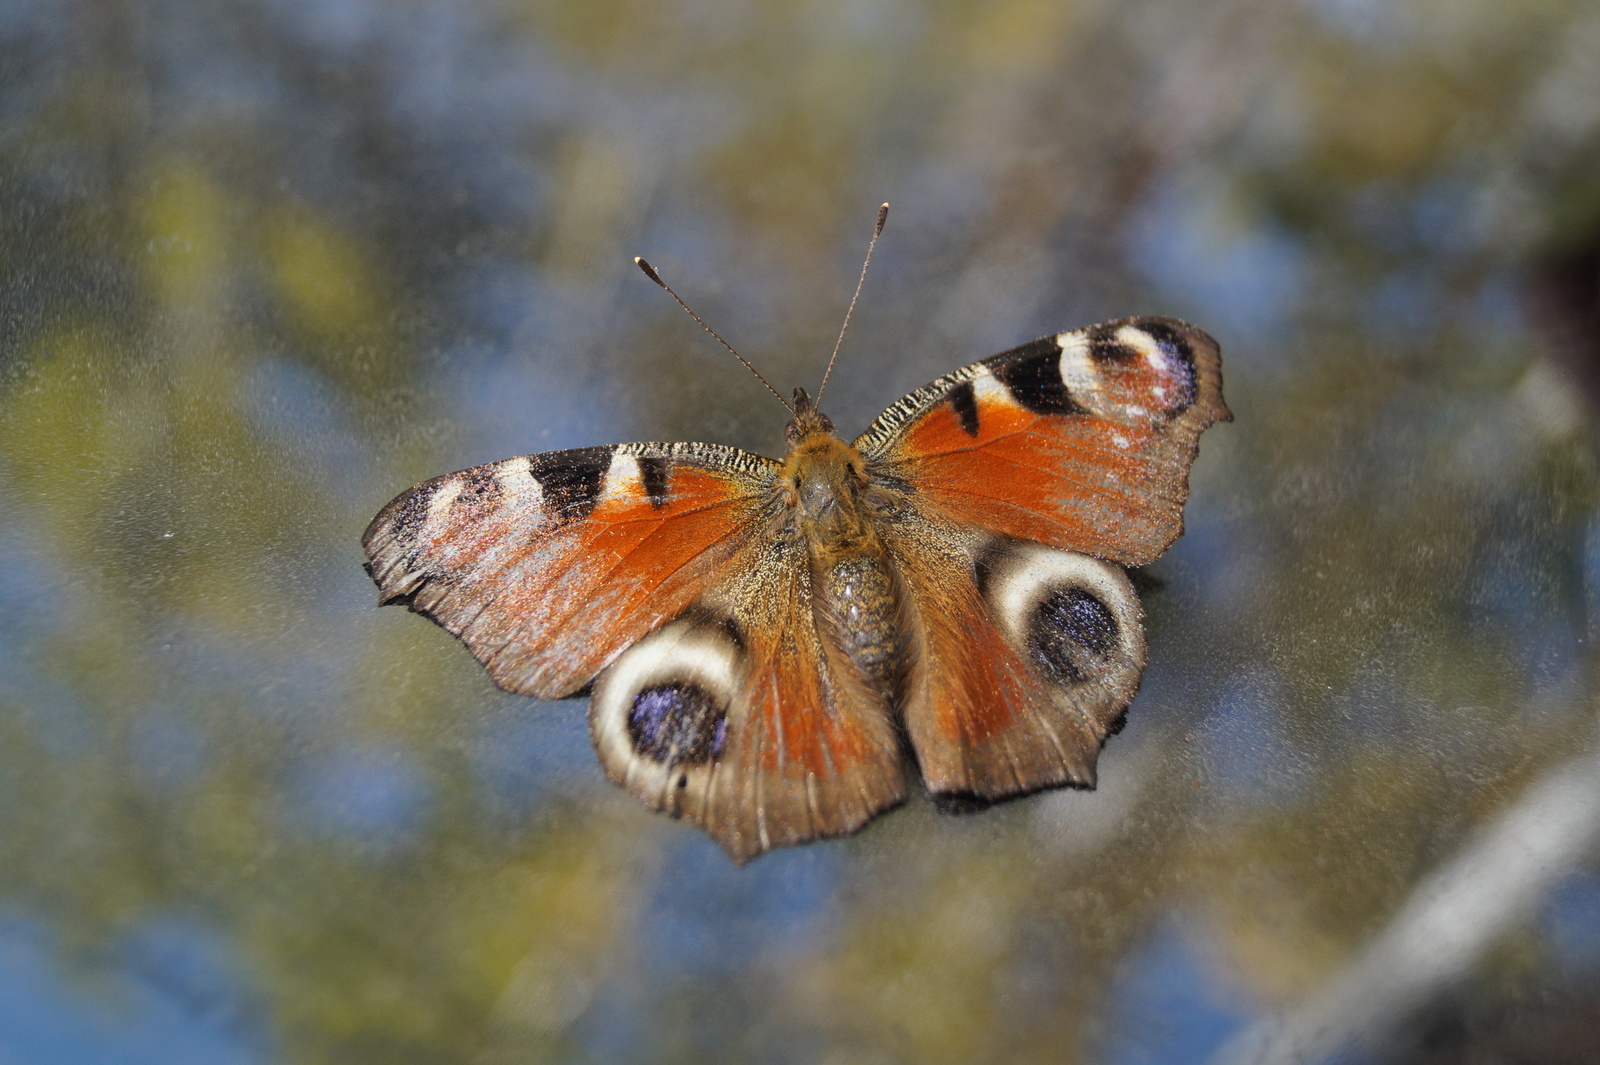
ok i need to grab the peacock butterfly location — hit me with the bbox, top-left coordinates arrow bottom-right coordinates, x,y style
362,206 -> 1230,862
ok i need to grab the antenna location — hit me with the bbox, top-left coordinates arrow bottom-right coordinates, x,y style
815,202 -> 889,407
634,257 -> 792,414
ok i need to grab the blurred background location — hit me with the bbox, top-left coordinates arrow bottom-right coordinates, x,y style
4,0 -> 1600,1062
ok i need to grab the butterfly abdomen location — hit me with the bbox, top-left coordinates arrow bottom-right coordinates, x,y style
816,551 -> 904,692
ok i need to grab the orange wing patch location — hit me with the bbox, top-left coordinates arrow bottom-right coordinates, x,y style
857,317 -> 1229,566
585,549 -> 908,863
895,543 -> 1103,797
882,528 -> 1146,800
899,390 -> 1166,556
708,629 -> 905,857
712,562 -> 908,858
363,443 -> 778,698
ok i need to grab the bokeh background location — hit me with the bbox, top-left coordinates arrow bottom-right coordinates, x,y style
5,0 -> 1600,1062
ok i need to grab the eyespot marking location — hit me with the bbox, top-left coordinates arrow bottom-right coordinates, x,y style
1087,326 -> 1140,365
1129,320 -> 1199,415
976,540 -> 1144,694
627,681 -> 729,766
590,616 -> 746,786
1055,333 -> 1103,402
425,478 -> 465,527
1029,587 -> 1119,683
715,614 -> 747,651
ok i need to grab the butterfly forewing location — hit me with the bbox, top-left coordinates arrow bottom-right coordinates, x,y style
362,441 -> 779,698
855,317 -> 1229,566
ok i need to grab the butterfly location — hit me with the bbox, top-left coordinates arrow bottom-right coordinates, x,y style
362,207 -> 1229,862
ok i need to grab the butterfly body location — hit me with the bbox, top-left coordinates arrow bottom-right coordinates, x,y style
364,316 -> 1229,861
779,391 -> 910,693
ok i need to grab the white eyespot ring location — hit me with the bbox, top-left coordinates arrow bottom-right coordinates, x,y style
591,618 -> 746,787
980,542 -> 1143,684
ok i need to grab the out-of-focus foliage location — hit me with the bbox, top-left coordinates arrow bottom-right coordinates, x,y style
2,0 -> 1599,1062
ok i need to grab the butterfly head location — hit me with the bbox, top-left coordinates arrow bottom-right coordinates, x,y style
785,387 -> 835,445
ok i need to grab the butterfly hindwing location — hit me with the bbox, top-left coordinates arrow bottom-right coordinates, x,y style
883,518 -> 1146,800
855,317 -> 1229,566
362,442 -> 780,699
589,541 -> 907,862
